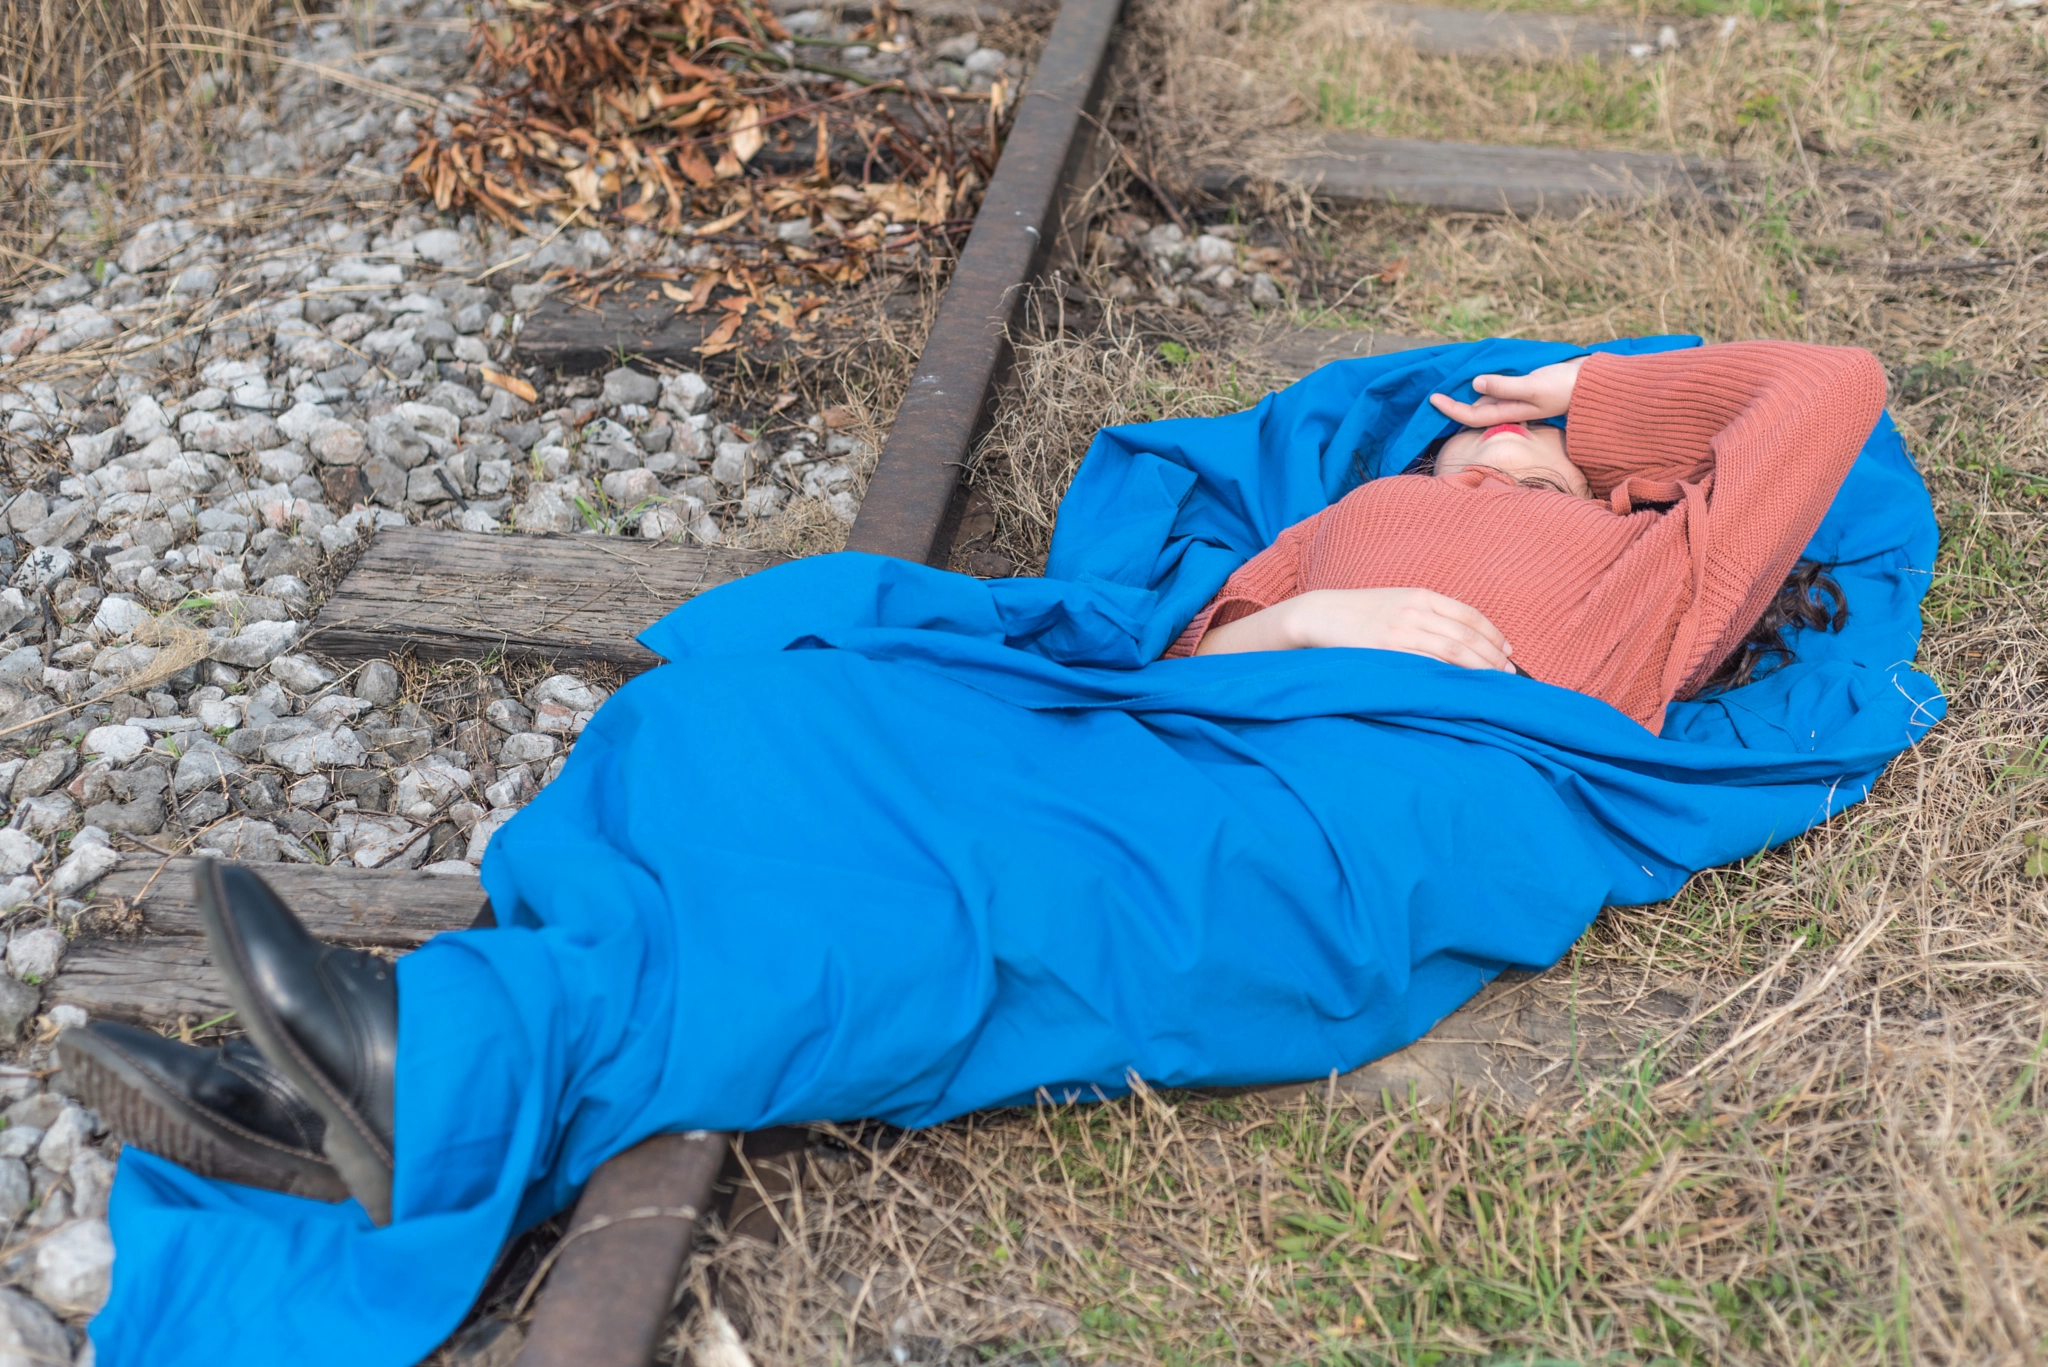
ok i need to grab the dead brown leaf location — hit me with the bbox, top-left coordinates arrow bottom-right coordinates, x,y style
696,311 -> 744,354
481,367 -> 540,403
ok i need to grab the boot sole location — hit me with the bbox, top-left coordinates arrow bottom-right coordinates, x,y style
57,1027 -> 349,1203
195,860 -> 395,1226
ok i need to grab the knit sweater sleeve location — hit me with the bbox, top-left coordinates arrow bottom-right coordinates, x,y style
1161,512 -> 1320,658
1567,341 -> 1888,696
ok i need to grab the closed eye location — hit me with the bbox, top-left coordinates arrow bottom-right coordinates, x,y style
1463,463 -> 1580,497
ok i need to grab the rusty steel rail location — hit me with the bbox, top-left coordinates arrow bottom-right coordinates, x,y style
507,0 -> 1128,1357
846,0 -> 1127,565
511,1130 -> 731,1367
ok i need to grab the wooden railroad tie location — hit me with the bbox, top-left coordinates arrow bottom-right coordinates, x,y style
305,525 -> 779,674
51,861 -> 486,1025
1204,134 -> 1721,217
1189,5 -> 1730,217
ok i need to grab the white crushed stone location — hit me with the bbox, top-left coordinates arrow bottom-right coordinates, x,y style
30,1218 -> 113,1316
0,0 -> 928,1331
4,930 -> 64,984
0,1285 -> 71,1367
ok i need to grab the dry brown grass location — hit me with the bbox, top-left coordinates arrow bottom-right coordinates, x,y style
620,0 -> 2048,1362
1122,0 -> 2048,197
0,0 -> 273,290
1266,0 -> 2048,163
968,293 -> 1257,573
725,271 -> 950,561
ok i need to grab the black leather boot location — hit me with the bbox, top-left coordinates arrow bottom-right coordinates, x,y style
195,860 -> 398,1225
57,1021 -> 347,1202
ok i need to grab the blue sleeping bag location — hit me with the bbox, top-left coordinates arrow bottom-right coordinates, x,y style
92,335 -> 1941,1365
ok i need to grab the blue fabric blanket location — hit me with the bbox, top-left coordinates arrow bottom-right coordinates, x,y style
93,335 -> 1941,1365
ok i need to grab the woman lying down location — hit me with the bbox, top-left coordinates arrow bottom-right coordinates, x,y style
1175,344 -> 1871,719
60,338 -> 1933,1366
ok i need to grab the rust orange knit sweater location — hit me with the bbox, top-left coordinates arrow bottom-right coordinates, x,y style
1164,342 -> 1889,730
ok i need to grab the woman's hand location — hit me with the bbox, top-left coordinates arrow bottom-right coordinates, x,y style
1195,587 -> 1514,672
1429,356 -> 1586,428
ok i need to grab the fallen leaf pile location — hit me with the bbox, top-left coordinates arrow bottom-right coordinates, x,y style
406,0 -> 1009,352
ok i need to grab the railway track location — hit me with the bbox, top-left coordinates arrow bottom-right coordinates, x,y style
46,3 -> 1740,1360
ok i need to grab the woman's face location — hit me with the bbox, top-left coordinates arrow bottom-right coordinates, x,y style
1434,421 -> 1590,499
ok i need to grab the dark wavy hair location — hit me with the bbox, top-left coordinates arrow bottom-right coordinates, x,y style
1407,438 -> 1850,691
1700,559 -> 1849,693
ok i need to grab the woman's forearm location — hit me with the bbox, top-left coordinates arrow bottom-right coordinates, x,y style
1162,517 -> 1319,658
1191,589 -> 1515,671
1193,601 -> 1301,655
